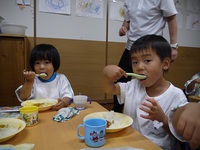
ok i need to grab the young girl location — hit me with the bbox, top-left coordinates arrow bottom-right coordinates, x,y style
102,35 -> 188,150
15,44 -> 74,110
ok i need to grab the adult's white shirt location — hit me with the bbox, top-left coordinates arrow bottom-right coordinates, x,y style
124,0 -> 177,50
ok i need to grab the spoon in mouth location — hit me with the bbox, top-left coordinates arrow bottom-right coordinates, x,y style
36,73 -> 47,78
126,73 -> 146,80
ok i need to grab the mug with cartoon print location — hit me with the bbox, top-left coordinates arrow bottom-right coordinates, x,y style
76,118 -> 106,147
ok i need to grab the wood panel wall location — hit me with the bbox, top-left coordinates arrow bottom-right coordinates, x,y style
27,37 -> 200,103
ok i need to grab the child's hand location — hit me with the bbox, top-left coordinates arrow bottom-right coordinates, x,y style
103,65 -> 127,82
140,98 -> 166,123
52,98 -> 65,111
23,70 -> 36,82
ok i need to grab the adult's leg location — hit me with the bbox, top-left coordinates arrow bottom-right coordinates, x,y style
112,49 -> 133,113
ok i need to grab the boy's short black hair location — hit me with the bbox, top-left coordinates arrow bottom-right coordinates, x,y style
29,44 -> 60,72
130,34 -> 171,62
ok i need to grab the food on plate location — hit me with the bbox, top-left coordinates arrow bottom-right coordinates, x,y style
0,118 -> 26,143
24,101 -> 54,108
21,99 -> 58,111
0,143 -> 35,150
0,123 -> 19,139
103,111 -> 123,128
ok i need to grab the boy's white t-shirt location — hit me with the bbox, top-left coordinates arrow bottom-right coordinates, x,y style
15,73 -> 74,102
117,79 -> 188,150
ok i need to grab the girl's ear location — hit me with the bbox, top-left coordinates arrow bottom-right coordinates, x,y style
163,57 -> 171,71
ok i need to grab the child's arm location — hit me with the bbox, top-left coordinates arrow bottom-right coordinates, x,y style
140,98 -> 170,133
172,103 -> 200,149
19,71 -> 35,101
102,65 -> 127,95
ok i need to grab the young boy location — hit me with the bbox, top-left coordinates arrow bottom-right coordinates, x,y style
102,35 -> 188,149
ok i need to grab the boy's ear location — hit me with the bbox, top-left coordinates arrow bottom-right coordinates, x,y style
163,57 -> 171,70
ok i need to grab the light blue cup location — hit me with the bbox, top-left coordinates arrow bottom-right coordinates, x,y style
76,118 -> 106,147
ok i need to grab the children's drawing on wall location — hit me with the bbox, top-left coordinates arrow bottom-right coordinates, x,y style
109,0 -> 124,22
186,14 -> 200,30
76,0 -> 104,19
39,0 -> 71,15
187,0 -> 200,12
174,0 -> 184,8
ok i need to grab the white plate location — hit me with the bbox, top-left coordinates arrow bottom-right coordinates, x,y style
21,99 -> 58,111
0,118 -> 26,143
84,112 -> 133,133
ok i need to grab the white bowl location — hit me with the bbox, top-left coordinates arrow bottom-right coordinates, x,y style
21,99 -> 58,111
84,112 -> 133,133
1,24 -> 27,35
0,118 -> 26,143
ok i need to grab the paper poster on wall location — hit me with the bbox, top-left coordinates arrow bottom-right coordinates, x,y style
187,0 -> 200,12
109,1 -> 124,21
39,0 -> 71,15
186,14 -> 200,30
75,0 -> 104,19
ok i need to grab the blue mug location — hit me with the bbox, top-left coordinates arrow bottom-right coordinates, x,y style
76,118 -> 106,147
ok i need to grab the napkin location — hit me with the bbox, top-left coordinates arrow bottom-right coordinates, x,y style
0,143 -> 35,150
53,107 -> 80,122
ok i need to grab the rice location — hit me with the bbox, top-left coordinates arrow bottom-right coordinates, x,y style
103,111 -> 123,128
0,124 -> 18,138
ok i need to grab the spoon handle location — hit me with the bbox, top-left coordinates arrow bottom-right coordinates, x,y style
36,73 -> 47,77
126,73 -> 146,79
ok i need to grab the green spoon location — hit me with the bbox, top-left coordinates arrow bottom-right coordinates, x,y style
126,73 -> 146,80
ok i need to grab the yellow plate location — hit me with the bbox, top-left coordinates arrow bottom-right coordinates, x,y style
21,99 -> 58,111
0,118 -> 26,143
84,112 -> 133,133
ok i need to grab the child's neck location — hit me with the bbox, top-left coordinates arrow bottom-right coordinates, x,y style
146,80 -> 170,97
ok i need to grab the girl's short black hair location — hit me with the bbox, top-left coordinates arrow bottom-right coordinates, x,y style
130,34 -> 171,62
29,44 -> 60,72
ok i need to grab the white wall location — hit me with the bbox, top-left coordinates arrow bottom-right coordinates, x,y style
0,0 -> 200,48
36,0 -> 107,41
0,0 -> 34,36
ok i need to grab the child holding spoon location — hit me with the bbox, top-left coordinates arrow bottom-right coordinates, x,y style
15,44 -> 74,110
102,34 -> 188,150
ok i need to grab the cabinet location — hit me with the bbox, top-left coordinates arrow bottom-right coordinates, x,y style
0,34 -> 28,106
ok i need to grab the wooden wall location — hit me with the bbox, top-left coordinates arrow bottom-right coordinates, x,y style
27,37 -> 200,103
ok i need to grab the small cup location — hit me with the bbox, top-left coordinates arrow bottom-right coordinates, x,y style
76,118 -> 106,147
19,106 -> 39,126
73,95 -> 92,110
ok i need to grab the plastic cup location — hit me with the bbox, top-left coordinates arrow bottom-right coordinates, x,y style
19,106 -> 39,126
